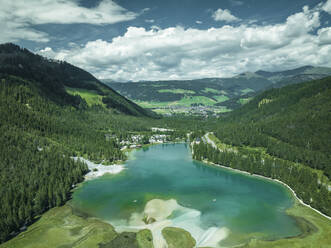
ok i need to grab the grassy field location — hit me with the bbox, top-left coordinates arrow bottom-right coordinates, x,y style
202,88 -> 222,94
133,97 -> 231,115
238,98 -> 252,105
0,205 -> 154,248
214,106 -> 232,113
158,89 -> 195,94
66,87 -> 106,107
213,95 -> 230,103
153,108 -> 173,114
177,96 -> 217,106
240,88 -> 255,95
245,201 -> 331,248
134,96 -> 218,108
0,205 -> 117,248
133,100 -> 174,108
162,227 -> 196,248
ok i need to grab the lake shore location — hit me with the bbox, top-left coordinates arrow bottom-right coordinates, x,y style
72,157 -> 125,180
199,133 -> 331,221
195,159 -> 331,247
201,159 -> 331,221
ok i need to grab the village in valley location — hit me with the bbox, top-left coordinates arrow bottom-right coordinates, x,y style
105,127 -> 180,150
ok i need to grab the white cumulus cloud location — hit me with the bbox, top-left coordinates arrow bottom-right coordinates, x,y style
0,0 -> 137,43
318,27 -> 331,44
37,4 -> 331,82
323,0 -> 331,13
212,8 -> 241,23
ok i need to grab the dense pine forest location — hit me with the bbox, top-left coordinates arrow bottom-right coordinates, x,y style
0,44 -> 161,243
192,76 -> 331,216
219,76 -> 331,178
0,75 -> 136,242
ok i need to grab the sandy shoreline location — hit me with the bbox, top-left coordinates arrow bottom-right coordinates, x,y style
111,198 -> 229,248
202,159 -> 331,220
72,157 -> 125,180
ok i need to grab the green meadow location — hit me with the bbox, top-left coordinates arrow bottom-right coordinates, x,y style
158,89 -> 195,94
238,97 -> 252,105
0,205 -> 154,248
66,87 -> 106,107
240,88 -> 255,94
202,88 -> 222,94
213,95 -> 230,102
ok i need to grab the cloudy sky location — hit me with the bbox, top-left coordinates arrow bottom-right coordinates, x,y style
1,0 -> 331,81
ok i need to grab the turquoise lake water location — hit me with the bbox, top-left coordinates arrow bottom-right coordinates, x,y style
71,143 -> 301,247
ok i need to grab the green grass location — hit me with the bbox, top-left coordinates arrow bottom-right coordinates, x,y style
133,100 -> 174,108
153,108 -> 173,114
213,95 -> 230,103
134,99 -> 231,116
177,96 -> 217,106
158,89 -> 195,94
238,97 -> 253,105
202,88 -> 222,94
142,84 -> 166,87
212,106 -> 232,113
241,88 -> 255,95
246,201 -> 331,248
0,205 -> 154,248
100,232 -> 139,248
134,96 -> 217,108
162,227 -> 196,248
66,87 -> 106,107
136,229 -> 153,248
0,205 -> 117,248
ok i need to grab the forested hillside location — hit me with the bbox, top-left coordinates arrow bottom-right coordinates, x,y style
0,43 -> 156,117
0,43 -> 160,243
192,76 -> 331,216
224,76 -> 331,177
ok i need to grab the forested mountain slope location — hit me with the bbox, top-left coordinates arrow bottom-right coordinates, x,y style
0,43 -> 159,243
225,76 -> 331,163
0,43 -> 156,117
193,76 -> 331,215
216,76 -> 331,178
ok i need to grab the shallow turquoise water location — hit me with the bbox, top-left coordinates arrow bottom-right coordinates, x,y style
72,143 -> 301,245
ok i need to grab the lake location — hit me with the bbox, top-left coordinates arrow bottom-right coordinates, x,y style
71,143 -> 301,247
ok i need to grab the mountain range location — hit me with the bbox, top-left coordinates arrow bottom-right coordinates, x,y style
105,66 -> 331,115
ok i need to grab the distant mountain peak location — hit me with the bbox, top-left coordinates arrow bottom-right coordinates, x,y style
235,72 -> 263,79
